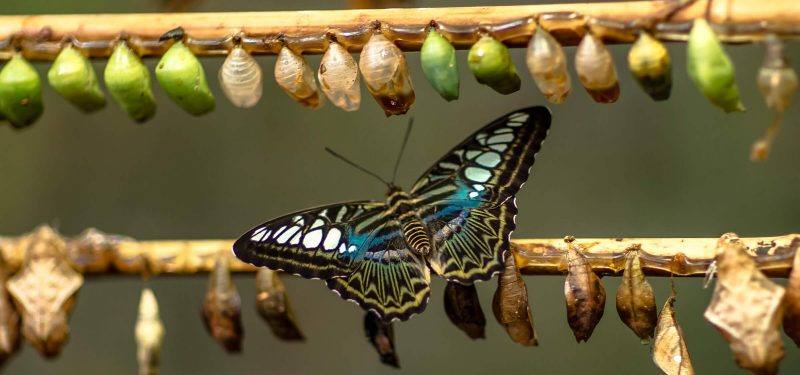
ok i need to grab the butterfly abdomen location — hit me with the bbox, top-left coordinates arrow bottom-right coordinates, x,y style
401,218 -> 431,256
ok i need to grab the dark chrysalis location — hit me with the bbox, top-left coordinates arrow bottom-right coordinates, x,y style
364,312 -> 399,368
444,282 -> 486,339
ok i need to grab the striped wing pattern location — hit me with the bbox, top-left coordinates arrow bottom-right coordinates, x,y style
412,106 -> 552,283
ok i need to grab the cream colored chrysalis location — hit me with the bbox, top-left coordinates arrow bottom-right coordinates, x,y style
358,31 -> 415,116
136,288 -> 164,375
575,32 -> 620,103
275,45 -> 323,109
526,26 -> 571,104
219,40 -> 263,108
318,39 -> 361,112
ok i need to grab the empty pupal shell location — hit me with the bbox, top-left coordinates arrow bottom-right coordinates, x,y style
155,41 -> 216,116
492,252 -> 538,346
468,35 -> 521,95
359,33 -> 415,116
757,35 -> 797,113
628,32 -> 672,101
687,19 -> 745,113
219,45 -> 263,108
0,55 -> 44,129
105,42 -> 157,122
575,32 -> 620,103
255,268 -> 305,341
318,41 -> 361,112
275,46 -> 323,109
526,26 -> 571,104
420,29 -> 459,101
48,45 -> 106,113
201,251 -> 243,353
0,256 -> 20,366
135,288 -> 164,375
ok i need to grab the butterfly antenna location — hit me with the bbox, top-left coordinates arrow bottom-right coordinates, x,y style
325,147 -> 392,186
391,118 -> 414,184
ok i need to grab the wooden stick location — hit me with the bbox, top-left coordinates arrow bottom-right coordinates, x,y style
0,226 -> 796,277
1,0 -> 799,60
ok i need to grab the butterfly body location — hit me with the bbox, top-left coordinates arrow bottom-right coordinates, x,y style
234,106 -> 552,321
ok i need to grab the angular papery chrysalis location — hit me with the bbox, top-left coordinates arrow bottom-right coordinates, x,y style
751,35 -> 798,161
575,32 -> 620,103
275,46 -> 323,109
628,32 -> 672,101
0,256 -> 20,366
219,44 -> 263,108
526,26 -> 571,104
468,34 -> 521,95
420,28 -> 459,101
492,252 -> 538,346
784,245 -> 800,347
0,54 -> 44,129
364,312 -> 399,368
318,41 -> 361,112
615,249 -> 657,343
653,291 -> 695,375
358,32 -> 415,116
564,241 -> 606,343
255,268 -> 305,341
48,45 -> 106,113
687,19 -> 745,113
135,288 -> 164,375
201,251 -> 244,353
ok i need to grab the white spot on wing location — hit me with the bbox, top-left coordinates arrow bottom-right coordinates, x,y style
465,150 -> 480,160
509,112 -> 529,122
348,245 -> 357,253
465,166 -> 491,183
488,133 -> 514,144
303,229 -> 323,248
468,191 -> 479,199
473,184 -> 485,192
439,162 -> 459,170
250,227 -> 268,241
490,143 -> 508,152
277,226 -> 300,244
310,219 -> 324,229
323,228 -> 342,250
338,243 -> 348,254
475,152 -> 501,167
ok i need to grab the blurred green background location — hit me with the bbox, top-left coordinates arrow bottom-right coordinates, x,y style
1,0 -> 799,374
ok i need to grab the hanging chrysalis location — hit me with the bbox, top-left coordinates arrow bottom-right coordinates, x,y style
219,41 -> 262,109
443,282 -> 485,339
564,239 -> 606,342
7,225 -> 83,358
201,251 -> 243,353
687,19 -> 745,113
704,234 -> 785,375
318,39 -> 361,112
105,41 -> 157,123
628,32 -> 672,101
275,45 -> 323,109
255,268 -> 305,341
364,312 -> 399,368
359,31 -> 415,116
653,288 -> 695,375
0,256 -> 20,366
615,249 -> 657,343
750,35 -> 798,161
0,54 -> 44,129
420,26 -> 459,101
47,45 -> 106,113
155,28 -> 215,116
468,34 -> 521,95
526,26 -> 571,104
784,246 -> 800,347
135,288 -> 164,375
492,251 -> 538,346
575,32 -> 620,103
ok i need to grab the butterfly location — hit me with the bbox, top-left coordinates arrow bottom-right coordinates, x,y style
233,106 -> 551,321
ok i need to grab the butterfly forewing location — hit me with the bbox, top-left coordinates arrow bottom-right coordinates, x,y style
411,106 -> 552,283
233,202 -> 387,279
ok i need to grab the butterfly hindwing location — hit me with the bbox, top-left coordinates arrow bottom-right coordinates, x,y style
412,106 -> 552,283
326,220 -> 431,321
233,201 -> 387,280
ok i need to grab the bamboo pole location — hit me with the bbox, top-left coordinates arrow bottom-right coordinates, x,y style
0,0 -> 799,60
0,226 -> 796,277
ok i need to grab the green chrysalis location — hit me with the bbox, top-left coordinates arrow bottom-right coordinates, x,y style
420,29 -> 459,101
48,45 -> 106,113
687,19 -> 745,113
0,55 -> 44,129
105,42 -> 157,122
156,41 -> 215,116
467,35 -> 520,95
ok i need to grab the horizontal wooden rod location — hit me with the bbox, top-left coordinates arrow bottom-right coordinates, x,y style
0,226 -> 796,277
0,0 -> 799,60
